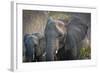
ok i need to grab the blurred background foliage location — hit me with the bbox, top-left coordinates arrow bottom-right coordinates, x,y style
80,48 -> 91,59
48,11 -> 70,20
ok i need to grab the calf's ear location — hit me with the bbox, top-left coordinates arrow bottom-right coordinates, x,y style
31,35 -> 39,45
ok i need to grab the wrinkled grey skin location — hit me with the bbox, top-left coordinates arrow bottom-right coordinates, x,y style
57,14 -> 90,60
24,33 -> 46,62
64,17 -> 88,60
45,13 -> 90,61
45,18 -> 66,61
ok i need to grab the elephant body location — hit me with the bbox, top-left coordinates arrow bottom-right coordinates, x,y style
57,14 -> 90,60
45,13 -> 90,61
24,33 -> 46,62
61,16 -> 88,60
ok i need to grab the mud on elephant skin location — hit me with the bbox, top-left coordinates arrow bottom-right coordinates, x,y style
23,32 -> 46,62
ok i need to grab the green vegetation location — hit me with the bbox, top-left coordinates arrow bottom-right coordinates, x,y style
80,48 -> 91,59
48,11 -> 70,20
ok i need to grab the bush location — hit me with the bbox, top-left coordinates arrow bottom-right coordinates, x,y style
79,48 -> 91,59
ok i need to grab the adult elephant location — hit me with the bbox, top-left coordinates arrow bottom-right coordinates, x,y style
45,13 -> 90,61
24,33 -> 46,62
45,18 -> 67,61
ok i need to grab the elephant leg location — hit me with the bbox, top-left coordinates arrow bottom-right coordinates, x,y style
65,33 -> 78,60
70,47 -> 78,60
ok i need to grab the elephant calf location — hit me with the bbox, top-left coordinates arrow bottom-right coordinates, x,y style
24,33 -> 46,62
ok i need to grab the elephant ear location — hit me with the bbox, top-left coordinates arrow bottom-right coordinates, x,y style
55,20 -> 66,37
34,32 -> 44,40
31,34 -> 39,45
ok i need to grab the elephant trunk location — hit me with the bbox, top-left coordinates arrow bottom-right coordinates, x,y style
45,36 -> 57,61
45,18 -> 58,61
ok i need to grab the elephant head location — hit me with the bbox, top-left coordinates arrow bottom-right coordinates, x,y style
45,17 -> 67,61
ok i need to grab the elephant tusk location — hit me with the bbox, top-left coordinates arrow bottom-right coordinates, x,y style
56,50 -> 58,54
42,52 -> 46,57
